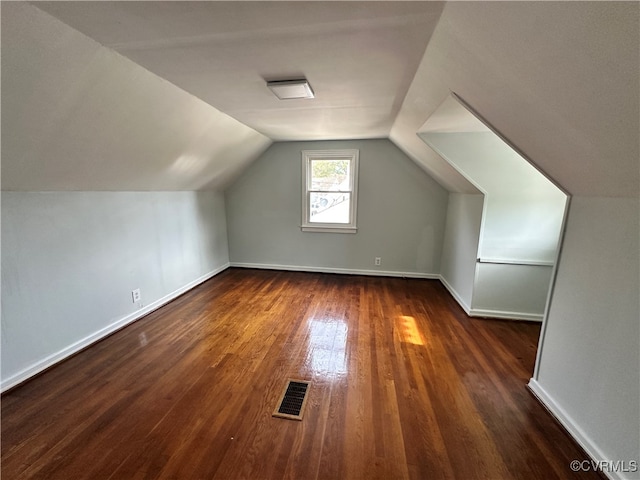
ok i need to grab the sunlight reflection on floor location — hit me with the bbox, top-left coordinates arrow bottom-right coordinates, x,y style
304,317 -> 349,379
397,315 -> 425,346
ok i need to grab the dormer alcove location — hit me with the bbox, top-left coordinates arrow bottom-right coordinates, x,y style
419,94 -> 569,321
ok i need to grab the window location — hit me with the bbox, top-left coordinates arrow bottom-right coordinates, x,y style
301,149 -> 359,233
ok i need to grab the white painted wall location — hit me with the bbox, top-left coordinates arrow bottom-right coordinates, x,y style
421,131 -> 567,264
439,192 -> 554,322
531,197 -> 639,480
398,4 -> 638,467
226,140 -> 448,276
3,3 -> 636,474
1,191 -> 230,391
472,263 -> 553,321
1,2 -> 266,391
420,105 -> 568,321
439,193 -> 483,311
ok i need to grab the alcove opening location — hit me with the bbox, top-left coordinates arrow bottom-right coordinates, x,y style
418,94 -> 569,324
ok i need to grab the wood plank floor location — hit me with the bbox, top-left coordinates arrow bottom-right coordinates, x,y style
2,268 -> 599,479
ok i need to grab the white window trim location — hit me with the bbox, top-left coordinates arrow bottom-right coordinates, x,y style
301,149 -> 359,233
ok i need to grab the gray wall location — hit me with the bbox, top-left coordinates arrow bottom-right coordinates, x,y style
440,193 -> 483,310
531,196 -> 640,475
472,263 -> 553,320
226,139 -> 448,276
0,3 -> 263,392
1,191 -> 230,390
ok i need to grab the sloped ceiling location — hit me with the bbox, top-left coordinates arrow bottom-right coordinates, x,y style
392,1 -> 639,197
34,1 -> 444,142
2,2 -> 272,191
4,2 -> 639,196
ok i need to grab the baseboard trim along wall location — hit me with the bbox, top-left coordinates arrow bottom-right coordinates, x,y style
232,264 -> 543,321
527,379 -> 623,480
2,261 -> 617,477
1,263 -> 541,392
229,262 -> 440,279
0,263 -> 231,393
436,275 -> 543,322
469,309 -> 543,322
439,276 -> 472,314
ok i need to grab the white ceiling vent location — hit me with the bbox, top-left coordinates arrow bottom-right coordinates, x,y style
267,79 -> 315,100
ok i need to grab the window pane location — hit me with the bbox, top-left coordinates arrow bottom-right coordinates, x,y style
302,149 -> 358,232
311,159 -> 350,191
309,192 -> 351,224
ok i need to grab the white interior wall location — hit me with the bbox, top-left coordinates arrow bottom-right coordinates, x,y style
472,263 -> 553,321
481,193 -> 566,263
1,191 -> 230,391
439,193 -> 484,311
226,139 -> 448,276
420,125 -> 567,321
530,197 -> 639,479
0,3 -> 270,390
421,131 -> 567,264
2,2 -> 638,475
394,3 -> 638,474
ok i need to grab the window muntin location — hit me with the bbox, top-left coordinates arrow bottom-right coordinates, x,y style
302,149 -> 359,233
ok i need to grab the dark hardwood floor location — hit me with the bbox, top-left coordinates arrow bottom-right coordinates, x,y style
2,268 -> 598,479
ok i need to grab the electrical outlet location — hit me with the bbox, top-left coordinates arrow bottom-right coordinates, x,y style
375,257 -> 381,266
132,288 -> 141,303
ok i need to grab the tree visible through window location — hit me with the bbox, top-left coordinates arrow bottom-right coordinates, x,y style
302,149 -> 359,233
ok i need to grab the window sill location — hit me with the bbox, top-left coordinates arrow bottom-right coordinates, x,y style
301,225 -> 357,234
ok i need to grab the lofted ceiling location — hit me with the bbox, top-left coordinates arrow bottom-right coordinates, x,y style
392,1 -> 639,197
4,2 -> 638,196
34,1 -> 444,142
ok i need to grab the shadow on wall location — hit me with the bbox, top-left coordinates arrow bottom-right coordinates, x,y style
419,94 -> 569,321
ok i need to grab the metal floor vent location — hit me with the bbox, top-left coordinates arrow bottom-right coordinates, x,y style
272,379 -> 310,421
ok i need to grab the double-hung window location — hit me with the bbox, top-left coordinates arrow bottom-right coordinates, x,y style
301,149 -> 359,233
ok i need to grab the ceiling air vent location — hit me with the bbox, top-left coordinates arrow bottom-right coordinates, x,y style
267,79 -> 315,100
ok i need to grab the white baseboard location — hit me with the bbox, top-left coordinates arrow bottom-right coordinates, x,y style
229,262 -> 439,279
438,276 -> 542,322
527,379 -> 632,480
469,308 -> 543,322
231,265 -> 541,321
439,276 -> 472,313
0,263 -> 230,393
